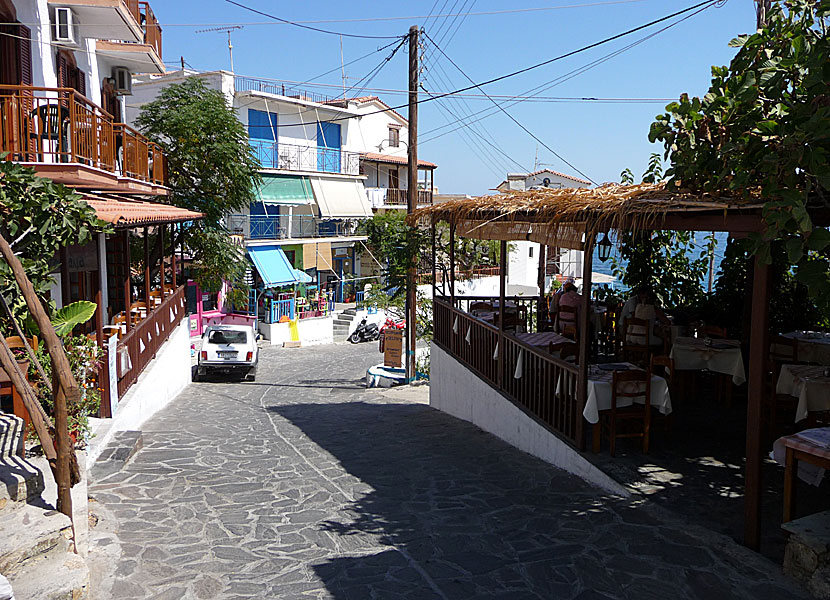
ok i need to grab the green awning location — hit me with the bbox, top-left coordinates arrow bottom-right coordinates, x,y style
257,175 -> 314,206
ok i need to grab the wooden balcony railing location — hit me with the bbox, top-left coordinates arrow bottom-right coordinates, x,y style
116,286 -> 185,398
139,2 -> 162,58
0,85 -> 166,185
383,188 -> 433,206
433,297 -> 582,447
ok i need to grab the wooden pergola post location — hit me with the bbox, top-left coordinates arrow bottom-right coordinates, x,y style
498,240 -> 507,387
158,224 -> 165,296
449,223 -> 456,305
744,253 -> 771,550
143,226 -> 150,309
430,223 -> 437,299
95,235 -> 111,418
576,235 -> 595,451
171,223 -> 177,289
123,230 -> 132,333
537,244 -> 547,330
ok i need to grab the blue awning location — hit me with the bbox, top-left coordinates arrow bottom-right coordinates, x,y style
293,269 -> 313,283
247,246 -> 301,288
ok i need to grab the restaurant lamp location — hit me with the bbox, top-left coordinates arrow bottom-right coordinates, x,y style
597,233 -> 613,262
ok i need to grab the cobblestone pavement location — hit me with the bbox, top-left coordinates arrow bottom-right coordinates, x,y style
88,343 -> 808,599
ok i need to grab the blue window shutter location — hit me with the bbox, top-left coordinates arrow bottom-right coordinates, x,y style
248,109 -> 277,141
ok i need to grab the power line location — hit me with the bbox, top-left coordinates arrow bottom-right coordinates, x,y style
222,0 -> 404,39
302,39 -> 404,84
424,30 -> 596,184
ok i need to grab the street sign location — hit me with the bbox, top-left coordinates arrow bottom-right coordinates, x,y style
383,329 -> 403,368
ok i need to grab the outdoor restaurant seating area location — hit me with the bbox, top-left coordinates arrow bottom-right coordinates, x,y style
413,181 -> 830,558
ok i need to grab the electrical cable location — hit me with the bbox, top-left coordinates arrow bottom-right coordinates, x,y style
222,0 -> 404,39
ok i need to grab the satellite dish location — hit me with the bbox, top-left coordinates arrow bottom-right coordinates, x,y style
543,177 -> 551,187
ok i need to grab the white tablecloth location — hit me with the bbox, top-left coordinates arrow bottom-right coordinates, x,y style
776,364 -> 830,422
513,331 -> 571,350
582,363 -> 672,424
670,336 -> 746,385
782,331 -> 830,365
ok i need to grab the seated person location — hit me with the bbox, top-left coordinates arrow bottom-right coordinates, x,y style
555,279 -> 582,333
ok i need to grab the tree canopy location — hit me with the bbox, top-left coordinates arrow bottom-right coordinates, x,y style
649,0 -> 830,311
136,77 -> 261,302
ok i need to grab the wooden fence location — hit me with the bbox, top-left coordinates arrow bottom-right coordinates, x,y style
433,297 -> 582,446
116,286 -> 185,398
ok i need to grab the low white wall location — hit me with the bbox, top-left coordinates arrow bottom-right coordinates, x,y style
87,320 -> 191,464
430,344 -> 628,497
259,315 -> 334,346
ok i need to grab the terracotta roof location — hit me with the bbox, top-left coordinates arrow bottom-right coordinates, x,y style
362,152 -> 437,169
82,195 -> 204,227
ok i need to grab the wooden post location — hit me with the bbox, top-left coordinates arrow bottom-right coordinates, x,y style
143,226 -> 150,308
158,224 -> 165,297
431,223 -> 437,299
405,24 -> 419,383
744,253 -> 770,550
449,223 -> 456,305
0,233 -> 78,519
576,235 -> 595,451
537,243 -> 547,330
498,240 -> 507,388
123,230 -> 132,333
95,239 -> 111,419
171,224 -> 177,289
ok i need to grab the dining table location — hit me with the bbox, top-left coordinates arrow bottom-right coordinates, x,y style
582,362 -> 672,424
669,336 -> 746,385
513,331 -> 571,351
776,364 -> 830,422
782,331 -> 830,365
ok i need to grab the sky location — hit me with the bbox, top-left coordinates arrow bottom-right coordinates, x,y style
151,0 -> 756,195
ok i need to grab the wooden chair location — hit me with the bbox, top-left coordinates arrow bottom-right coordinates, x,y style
557,304 -> 577,333
493,310 -> 524,333
622,317 -> 651,367
562,323 -> 579,341
770,335 -> 799,364
5,335 -> 38,354
469,301 -> 495,316
558,342 -> 579,363
603,369 -> 652,456
2,336 -> 37,446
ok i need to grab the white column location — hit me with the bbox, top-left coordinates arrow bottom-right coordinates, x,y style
98,233 -> 109,318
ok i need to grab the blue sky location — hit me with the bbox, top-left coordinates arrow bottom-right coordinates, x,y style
153,0 -> 755,194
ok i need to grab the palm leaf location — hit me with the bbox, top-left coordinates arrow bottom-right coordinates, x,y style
51,301 -> 97,337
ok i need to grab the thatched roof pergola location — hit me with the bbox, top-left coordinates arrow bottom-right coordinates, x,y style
414,181 -> 827,552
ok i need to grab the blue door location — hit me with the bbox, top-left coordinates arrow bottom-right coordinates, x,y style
317,122 -> 341,173
248,109 -> 278,167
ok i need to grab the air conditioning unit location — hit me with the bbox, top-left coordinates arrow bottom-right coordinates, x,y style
112,67 -> 132,95
52,7 -> 78,45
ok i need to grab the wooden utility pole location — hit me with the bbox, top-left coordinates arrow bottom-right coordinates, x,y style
406,24 -> 419,382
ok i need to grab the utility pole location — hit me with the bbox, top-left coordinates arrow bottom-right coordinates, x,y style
406,25 -> 419,383
340,35 -> 347,99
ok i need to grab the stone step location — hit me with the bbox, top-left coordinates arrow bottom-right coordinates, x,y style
0,504 -> 72,580
333,319 -> 352,327
8,550 -> 89,600
0,415 -> 24,460
0,458 -> 44,515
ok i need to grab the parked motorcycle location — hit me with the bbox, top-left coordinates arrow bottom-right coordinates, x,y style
348,317 -> 380,343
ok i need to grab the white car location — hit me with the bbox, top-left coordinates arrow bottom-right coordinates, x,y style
196,325 -> 258,381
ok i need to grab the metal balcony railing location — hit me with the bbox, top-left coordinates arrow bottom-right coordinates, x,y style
227,214 -> 355,240
250,140 -> 360,176
0,85 -> 166,185
234,76 -> 336,105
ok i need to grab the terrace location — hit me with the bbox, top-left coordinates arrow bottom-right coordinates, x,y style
0,85 -> 166,193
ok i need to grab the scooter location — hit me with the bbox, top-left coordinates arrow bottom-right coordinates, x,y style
348,317 -> 380,343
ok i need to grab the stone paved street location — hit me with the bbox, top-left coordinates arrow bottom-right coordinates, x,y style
88,342 -> 808,599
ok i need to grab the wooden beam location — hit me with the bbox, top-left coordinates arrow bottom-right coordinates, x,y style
537,244 -> 547,329
431,223 -> 437,299
123,230 -> 131,333
576,235 -> 594,451
744,253 -> 770,550
449,223 -> 456,304
498,240 -> 507,388
143,226 -> 150,307
171,224 -> 177,289
158,224 -> 165,296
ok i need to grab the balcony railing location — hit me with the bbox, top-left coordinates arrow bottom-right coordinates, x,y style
250,140 -> 360,175
227,214 -> 356,240
234,76 -> 336,105
139,2 -> 162,58
366,187 -> 433,208
0,85 -> 166,185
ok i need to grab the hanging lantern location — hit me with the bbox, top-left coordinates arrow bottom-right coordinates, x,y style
597,233 -> 613,263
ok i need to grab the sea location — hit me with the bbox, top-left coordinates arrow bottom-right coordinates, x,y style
591,232 -> 730,292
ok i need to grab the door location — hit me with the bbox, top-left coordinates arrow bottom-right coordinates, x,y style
248,109 -> 278,167
317,122 -> 341,173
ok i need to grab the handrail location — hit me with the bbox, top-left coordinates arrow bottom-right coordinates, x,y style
250,140 -> 361,175
433,297 -> 582,446
116,286 -> 185,398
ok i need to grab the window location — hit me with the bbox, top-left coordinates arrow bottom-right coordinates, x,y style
529,246 -> 534,258
389,168 -> 399,189
248,109 -> 278,141
208,329 -> 247,344
389,127 -> 400,148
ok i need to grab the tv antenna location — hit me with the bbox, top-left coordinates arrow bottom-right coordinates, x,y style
195,25 -> 243,72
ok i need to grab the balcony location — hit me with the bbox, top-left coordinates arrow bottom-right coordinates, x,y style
47,0 -> 145,42
96,1 -> 164,73
250,141 -> 361,176
0,85 -> 166,192
366,187 -> 433,208
234,76 -> 336,105
227,214 -> 357,241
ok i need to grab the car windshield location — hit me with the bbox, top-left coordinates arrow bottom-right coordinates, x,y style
208,330 -> 247,345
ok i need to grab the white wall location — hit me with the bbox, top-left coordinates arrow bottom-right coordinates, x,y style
14,0 -> 57,88
87,320 -> 191,464
508,241 -> 540,289
430,344 -> 628,497
258,315 -> 334,346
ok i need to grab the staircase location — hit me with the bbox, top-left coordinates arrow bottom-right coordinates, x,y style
333,307 -> 357,342
0,415 -> 88,600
